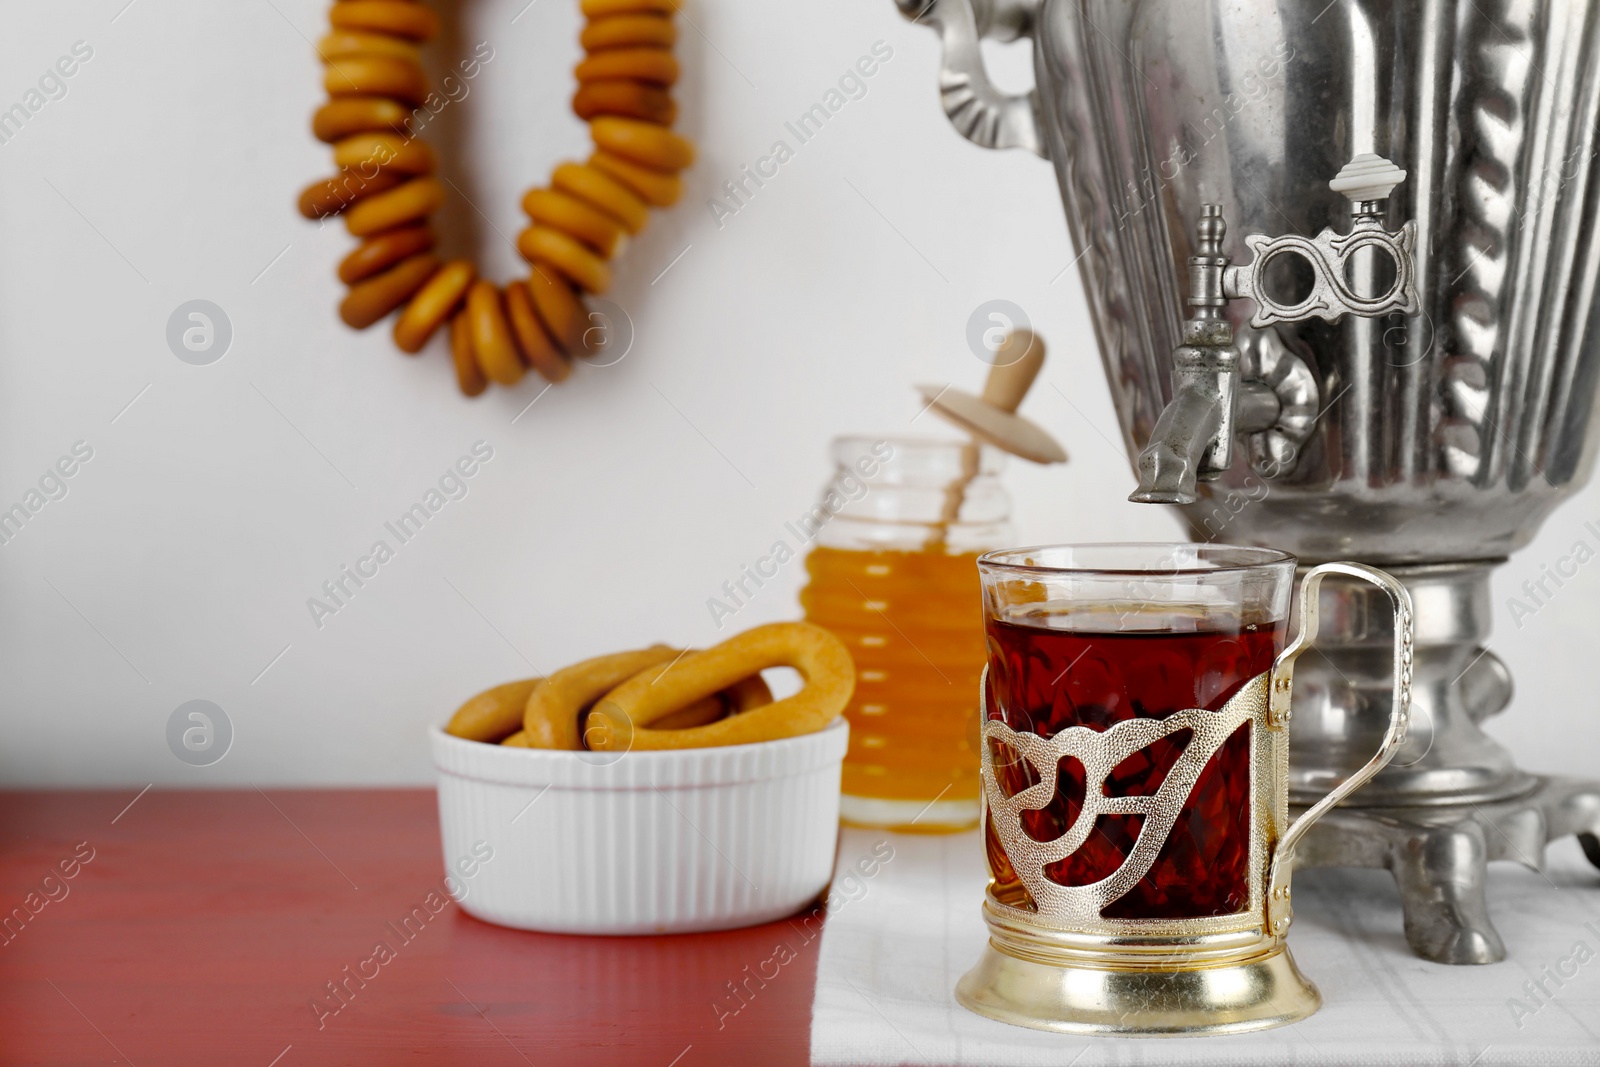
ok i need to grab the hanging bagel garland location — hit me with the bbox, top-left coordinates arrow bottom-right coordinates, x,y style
298,0 -> 694,397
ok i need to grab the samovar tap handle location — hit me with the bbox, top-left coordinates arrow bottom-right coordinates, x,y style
895,0 -> 1047,157
1224,154 -> 1420,328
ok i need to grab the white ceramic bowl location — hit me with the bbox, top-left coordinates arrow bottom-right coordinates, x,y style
431,719 -> 849,935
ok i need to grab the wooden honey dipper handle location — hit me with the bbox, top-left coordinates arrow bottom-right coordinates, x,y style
980,329 -> 1046,414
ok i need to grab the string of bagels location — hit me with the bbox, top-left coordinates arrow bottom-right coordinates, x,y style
299,0 -> 693,396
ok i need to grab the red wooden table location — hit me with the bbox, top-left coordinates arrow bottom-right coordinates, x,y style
0,790 -> 820,1066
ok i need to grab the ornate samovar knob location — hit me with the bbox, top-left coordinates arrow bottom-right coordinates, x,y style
1131,155 -> 1419,503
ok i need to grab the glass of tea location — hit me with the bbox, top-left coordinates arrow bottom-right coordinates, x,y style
959,543 -> 1414,1036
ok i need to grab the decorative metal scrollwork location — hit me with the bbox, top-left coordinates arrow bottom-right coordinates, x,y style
1224,154 -> 1419,327
979,671 -> 1265,926
1226,221 -> 1419,327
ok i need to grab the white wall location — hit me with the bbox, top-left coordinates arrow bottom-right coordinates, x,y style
0,0 -> 1593,787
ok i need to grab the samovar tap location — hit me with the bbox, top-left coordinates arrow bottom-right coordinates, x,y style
1131,155 -> 1419,504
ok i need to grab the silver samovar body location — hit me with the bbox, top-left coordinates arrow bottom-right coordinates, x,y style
903,0 -> 1600,963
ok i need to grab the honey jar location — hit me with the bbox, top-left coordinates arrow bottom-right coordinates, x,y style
799,435 -> 1013,832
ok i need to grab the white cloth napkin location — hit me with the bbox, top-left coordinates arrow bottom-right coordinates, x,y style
809,827 -> 1600,1066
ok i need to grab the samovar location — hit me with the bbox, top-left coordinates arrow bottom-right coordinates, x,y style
901,0 -> 1600,963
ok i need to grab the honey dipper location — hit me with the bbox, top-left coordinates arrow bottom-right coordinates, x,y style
916,329 -> 1068,465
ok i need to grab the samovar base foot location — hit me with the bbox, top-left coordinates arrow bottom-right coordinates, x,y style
1292,776 -> 1600,965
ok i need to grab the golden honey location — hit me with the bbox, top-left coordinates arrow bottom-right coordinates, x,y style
801,545 -> 987,831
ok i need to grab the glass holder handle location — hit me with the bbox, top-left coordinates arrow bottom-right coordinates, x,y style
1265,562 -> 1415,934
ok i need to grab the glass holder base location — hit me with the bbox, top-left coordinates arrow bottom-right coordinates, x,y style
956,937 -> 1320,1036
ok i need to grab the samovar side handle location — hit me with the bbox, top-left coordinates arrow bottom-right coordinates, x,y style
895,0 -> 1048,158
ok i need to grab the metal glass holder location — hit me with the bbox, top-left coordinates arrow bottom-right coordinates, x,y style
960,563 -> 1413,1036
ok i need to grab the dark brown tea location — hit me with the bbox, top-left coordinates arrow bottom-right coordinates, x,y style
983,612 -> 1284,920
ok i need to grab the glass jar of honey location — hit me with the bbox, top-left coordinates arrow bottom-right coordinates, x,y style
798,435 -> 1013,832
